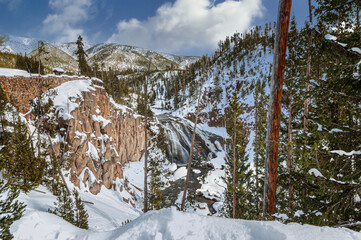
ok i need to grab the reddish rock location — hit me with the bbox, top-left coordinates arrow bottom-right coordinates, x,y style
0,75 -> 146,195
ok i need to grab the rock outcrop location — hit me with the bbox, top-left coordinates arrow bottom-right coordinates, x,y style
61,80 -> 145,194
0,74 -> 145,195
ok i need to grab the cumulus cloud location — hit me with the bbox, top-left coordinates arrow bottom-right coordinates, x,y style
108,0 -> 263,54
42,0 -> 92,42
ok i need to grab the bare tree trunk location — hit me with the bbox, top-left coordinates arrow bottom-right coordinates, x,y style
304,0 -> 313,132
181,62 -> 206,211
308,0 -> 313,24
263,0 -> 292,217
232,117 -> 237,219
46,134 -> 70,195
38,41 -> 41,75
143,65 -> 150,213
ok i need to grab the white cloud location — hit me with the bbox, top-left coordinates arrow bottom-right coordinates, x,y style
42,0 -> 92,42
108,0 -> 263,55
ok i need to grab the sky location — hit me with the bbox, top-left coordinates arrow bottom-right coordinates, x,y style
0,0 -> 309,56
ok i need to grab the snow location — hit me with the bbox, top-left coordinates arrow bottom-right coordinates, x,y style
330,150 -> 361,156
10,185 -> 141,239
351,47 -> 361,54
274,213 -> 289,221
197,150 -> 226,201
173,167 -> 187,181
51,79 -> 95,120
0,67 -> 31,77
53,67 -> 65,73
11,201 -> 361,240
325,34 -> 337,41
294,210 -> 305,218
92,115 -> 111,128
354,194 -> 361,203
86,142 -> 99,161
308,168 -> 324,178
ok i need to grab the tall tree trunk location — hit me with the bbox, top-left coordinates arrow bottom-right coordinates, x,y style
37,41 -> 42,158
232,116 -> 237,219
46,134 -> 70,195
304,0 -> 313,132
263,0 -> 292,217
181,62 -> 206,211
143,65 -> 150,213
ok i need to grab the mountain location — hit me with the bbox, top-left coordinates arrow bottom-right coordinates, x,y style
1,35 -> 200,74
1,35 -> 40,55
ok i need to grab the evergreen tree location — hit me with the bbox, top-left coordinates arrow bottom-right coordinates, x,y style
49,183 -> 75,224
223,91 -> 252,219
0,118 -> 45,192
75,35 -> 90,76
252,78 -> 268,216
0,85 -> 8,143
0,180 -> 26,240
0,35 -> 9,46
148,125 -> 168,210
73,189 -> 89,229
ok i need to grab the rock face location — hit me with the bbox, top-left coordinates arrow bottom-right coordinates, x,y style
0,74 -> 145,195
62,82 -> 145,194
0,75 -> 86,113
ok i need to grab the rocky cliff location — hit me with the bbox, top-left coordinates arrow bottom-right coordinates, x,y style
0,72 -> 145,196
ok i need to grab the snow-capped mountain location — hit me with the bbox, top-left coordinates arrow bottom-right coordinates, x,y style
1,34 -> 199,73
2,35 -> 40,55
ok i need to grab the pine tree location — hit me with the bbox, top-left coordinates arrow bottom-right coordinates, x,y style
0,180 -> 26,240
0,85 -> 8,144
73,189 -> 89,229
223,91 -> 252,219
0,118 -> 45,192
315,0 -> 357,35
0,35 -> 8,47
75,35 -> 90,76
148,125 -> 168,210
252,78 -> 268,216
49,183 -> 75,224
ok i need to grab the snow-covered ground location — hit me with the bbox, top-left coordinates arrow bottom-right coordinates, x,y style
11,190 -> 361,240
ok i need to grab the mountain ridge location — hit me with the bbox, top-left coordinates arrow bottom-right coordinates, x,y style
1,34 -> 200,74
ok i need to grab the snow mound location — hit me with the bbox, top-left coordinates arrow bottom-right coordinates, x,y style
108,207 -> 361,240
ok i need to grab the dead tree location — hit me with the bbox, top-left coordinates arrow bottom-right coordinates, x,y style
143,63 -> 150,213
180,60 -> 207,211
263,0 -> 292,216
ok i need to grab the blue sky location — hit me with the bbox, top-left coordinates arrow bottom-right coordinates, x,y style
0,0 -> 309,56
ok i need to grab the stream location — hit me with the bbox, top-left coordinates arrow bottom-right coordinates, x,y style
156,114 -> 223,213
